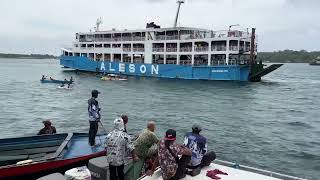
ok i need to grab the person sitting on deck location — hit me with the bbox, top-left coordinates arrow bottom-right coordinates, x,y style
184,123 -> 216,176
49,77 -> 54,80
158,129 -> 192,180
37,120 -> 56,135
41,75 -> 46,80
130,121 -> 159,179
105,118 -> 139,180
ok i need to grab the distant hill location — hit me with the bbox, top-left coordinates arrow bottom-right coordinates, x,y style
0,53 -> 57,59
257,50 -> 320,63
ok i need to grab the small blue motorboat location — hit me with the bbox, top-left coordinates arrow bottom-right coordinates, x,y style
0,133 -> 106,179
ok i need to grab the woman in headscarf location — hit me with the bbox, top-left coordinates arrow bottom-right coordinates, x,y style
105,118 -> 138,180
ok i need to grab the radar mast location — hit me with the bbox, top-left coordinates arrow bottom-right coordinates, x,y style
173,0 -> 184,28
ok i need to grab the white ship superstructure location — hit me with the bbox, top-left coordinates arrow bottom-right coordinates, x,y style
60,0 -> 282,81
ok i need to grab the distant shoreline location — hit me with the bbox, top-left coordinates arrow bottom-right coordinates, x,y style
0,53 -> 57,59
1,50 -> 319,63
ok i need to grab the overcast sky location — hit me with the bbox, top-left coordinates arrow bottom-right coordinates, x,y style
0,0 -> 319,55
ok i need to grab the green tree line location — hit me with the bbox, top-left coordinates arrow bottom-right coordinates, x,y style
257,50 -> 320,63
0,53 -> 56,59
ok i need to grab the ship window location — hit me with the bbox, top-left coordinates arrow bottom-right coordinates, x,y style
166,55 -> 177,65
123,54 -> 132,63
211,54 -> 226,65
133,54 -> 144,63
104,44 -> 111,48
113,54 -> 121,62
194,55 -> 208,66
211,41 -> 226,51
179,55 -> 192,65
229,40 -> 238,51
152,54 -> 164,64
104,54 -> 111,61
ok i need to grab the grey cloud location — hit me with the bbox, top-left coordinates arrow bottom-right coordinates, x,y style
0,0 -> 319,54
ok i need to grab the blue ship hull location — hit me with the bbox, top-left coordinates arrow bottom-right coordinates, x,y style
60,56 -> 250,81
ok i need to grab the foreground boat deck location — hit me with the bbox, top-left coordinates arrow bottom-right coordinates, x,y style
140,161 -> 306,180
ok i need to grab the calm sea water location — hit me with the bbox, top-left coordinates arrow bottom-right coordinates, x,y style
0,58 -> 319,179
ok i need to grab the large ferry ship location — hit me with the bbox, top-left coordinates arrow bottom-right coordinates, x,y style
60,1 -> 282,81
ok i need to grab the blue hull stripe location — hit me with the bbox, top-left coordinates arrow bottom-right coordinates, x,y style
60,56 -> 250,81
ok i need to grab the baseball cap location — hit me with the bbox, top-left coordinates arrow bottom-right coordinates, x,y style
192,123 -> 202,131
164,129 -> 176,141
91,89 -> 100,97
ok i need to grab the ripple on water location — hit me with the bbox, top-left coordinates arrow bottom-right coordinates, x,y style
0,60 -> 319,180
287,121 -> 313,129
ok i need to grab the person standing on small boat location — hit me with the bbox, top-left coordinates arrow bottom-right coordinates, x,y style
158,129 -> 192,180
105,118 -> 138,180
184,123 -> 216,176
88,89 -> 101,146
37,120 -> 56,135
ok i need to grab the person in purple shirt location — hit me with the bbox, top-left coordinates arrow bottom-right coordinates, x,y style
184,123 -> 216,175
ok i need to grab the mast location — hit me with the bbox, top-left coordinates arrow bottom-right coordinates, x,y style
173,0 -> 184,28
250,28 -> 256,65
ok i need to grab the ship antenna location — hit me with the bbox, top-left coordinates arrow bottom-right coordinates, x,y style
95,17 -> 103,32
174,0 -> 184,28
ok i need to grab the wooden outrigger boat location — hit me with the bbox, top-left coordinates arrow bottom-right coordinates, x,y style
0,133 -> 106,179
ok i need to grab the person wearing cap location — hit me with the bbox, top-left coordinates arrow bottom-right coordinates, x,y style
105,118 -> 138,180
184,123 -> 216,173
158,129 -> 192,180
88,89 -> 101,146
37,120 -> 56,135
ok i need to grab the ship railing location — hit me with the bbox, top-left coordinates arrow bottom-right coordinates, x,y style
180,47 -> 192,52
166,48 -> 177,52
122,37 -> 133,41
133,48 -> 145,52
123,48 -> 132,52
152,48 -> 165,52
155,35 -> 166,40
94,38 -> 104,42
166,35 -> 179,40
212,46 -> 227,51
229,46 -> 239,51
195,47 -> 209,52
132,37 -> 144,41
180,34 -> 193,40
112,37 -> 122,42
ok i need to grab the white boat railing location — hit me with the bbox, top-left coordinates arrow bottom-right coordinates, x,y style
214,159 -> 307,180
